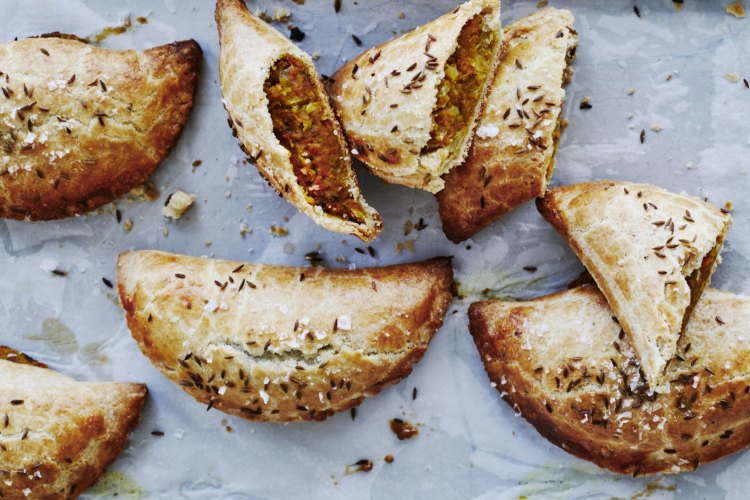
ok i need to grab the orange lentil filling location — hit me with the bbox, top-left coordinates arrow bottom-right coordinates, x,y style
424,12 -> 496,153
265,56 -> 365,222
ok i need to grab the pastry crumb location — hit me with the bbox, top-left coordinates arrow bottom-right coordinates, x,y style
128,182 -> 160,202
726,1 -> 746,18
272,7 -> 291,22
650,123 -> 664,132
724,72 -> 740,82
627,87 -> 636,95
162,190 -> 196,220
240,223 -> 252,237
271,225 -> 289,236
123,218 -> 134,232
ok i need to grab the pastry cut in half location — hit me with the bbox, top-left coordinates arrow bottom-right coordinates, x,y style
330,0 -> 502,193
538,181 -> 731,389
0,35 -> 201,220
0,346 -> 147,499
437,8 -> 578,242
215,0 -> 381,241
116,250 -> 453,422
469,285 -> 750,476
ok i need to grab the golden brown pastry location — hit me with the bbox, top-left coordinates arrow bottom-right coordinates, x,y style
0,347 -> 146,499
215,0 -> 381,241
330,0 -> 502,193
437,8 -> 578,242
537,181 -> 731,388
470,285 -> 750,476
116,250 -> 453,422
0,36 -> 201,220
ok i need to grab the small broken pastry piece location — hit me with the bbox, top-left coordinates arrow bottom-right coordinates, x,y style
162,189 -> 196,220
330,0 -> 502,193
116,250 -> 453,422
469,286 -> 750,475
537,181 -> 732,388
0,36 -> 201,220
0,348 -> 146,499
215,0 -> 381,241
437,8 -> 578,242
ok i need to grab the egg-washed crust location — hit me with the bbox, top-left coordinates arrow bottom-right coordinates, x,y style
0,360 -> 146,499
437,8 -> 578,242
330,0 -> 501,193
0,35 -> 201,221
0,345 -> 46,368
116,250 -> 454,422
215,0 -> 381,242
470,285 -> 750,476
537,181 -> 731,389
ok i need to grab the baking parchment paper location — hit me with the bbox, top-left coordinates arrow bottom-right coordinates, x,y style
1,0 -> 749,498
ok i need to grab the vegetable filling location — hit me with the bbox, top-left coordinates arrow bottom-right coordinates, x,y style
424,12 -> 496,155
265,56 -> 365,222
683,235 -> 724,331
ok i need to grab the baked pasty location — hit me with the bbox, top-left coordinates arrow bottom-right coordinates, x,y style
330,0 -> 501,193
215,0 -> 381,241
0,36 -> 201,220
437,8 -> 578,242
0,347 -> 146,499
469,285 -> 750,475
116,250 -> 453,422
537,181 -> 731,388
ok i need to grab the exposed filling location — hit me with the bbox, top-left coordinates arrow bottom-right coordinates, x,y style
683,234 -> 724,331
545,45 -> 577,183
265,56 -> 365,222
546,122 -> 562,182
423,12 -> 496,155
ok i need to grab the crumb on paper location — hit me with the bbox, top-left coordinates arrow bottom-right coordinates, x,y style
399,12 -> 405,19
724,73 -> 740,82
240,223 -> 252,237
123,218 -> 134,232
271,225 -> 289,236
312,51 -> 320,60
537,0 -> 549,6
162,190 -> 196,220
162,227 -> 169,237
650,123 -> 664,132
272,7 -> 291,22
128,182 -> 160,202
726,1 -> 746,18
254,9 -> 273,22
627,87 -> 636,95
